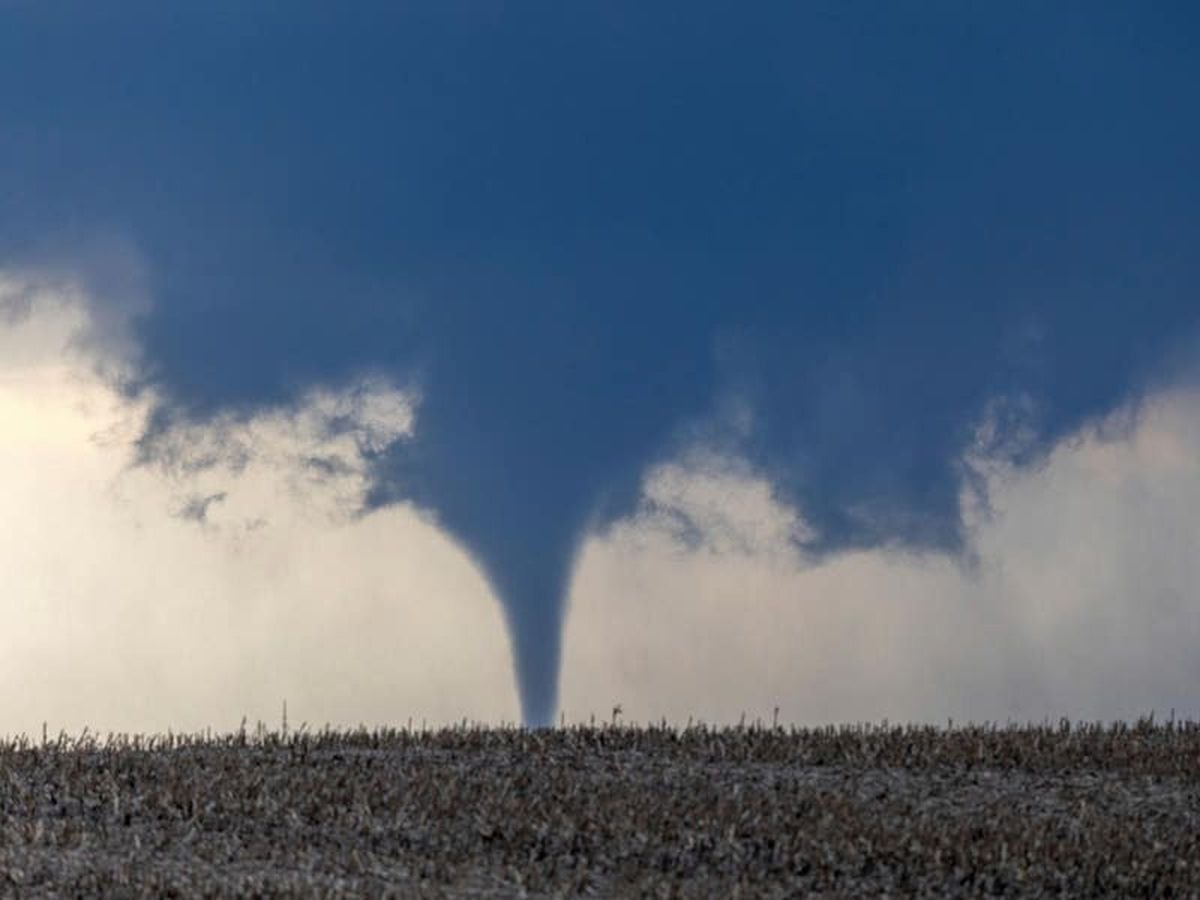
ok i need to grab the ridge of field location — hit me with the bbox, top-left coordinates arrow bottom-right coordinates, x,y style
1,719 -> 1197,896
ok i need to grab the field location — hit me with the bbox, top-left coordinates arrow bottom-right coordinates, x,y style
1,718 -> 1197,897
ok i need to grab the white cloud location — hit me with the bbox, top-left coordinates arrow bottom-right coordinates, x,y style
0,272 -> 519,737
562,390 -> 1200,727
6,266 -> 1200,736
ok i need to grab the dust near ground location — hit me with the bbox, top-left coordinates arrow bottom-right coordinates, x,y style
0,718 -> 1197,896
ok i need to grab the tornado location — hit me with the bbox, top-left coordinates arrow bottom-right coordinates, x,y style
3,4 -> 1197,729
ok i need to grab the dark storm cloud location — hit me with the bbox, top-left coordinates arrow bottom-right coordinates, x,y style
2,2 -> 1198,724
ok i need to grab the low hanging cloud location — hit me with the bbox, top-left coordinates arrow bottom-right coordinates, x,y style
562,394 -> 1200,726
3,4 -> 1198,733
5,268 -> 1200,735
0,272 -> 518,737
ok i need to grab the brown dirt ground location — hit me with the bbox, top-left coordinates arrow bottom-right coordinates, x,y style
1,719 -> 1197,897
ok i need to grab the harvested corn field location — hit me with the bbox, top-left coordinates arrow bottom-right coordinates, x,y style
1,719 -> 1198,897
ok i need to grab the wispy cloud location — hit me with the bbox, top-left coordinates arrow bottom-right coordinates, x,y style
563,392 -> 1200,726
5,269 -> 1200,736
0,273 -> 516,737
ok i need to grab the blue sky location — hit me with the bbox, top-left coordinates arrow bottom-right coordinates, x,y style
2,4 -> 1198,727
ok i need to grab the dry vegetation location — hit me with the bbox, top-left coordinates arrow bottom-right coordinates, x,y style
0,716 -> 1198,897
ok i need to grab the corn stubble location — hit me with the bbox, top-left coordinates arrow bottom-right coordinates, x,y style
0,717 -> 1197,897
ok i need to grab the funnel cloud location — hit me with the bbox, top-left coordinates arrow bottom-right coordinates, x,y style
2,5 -> 1199,725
